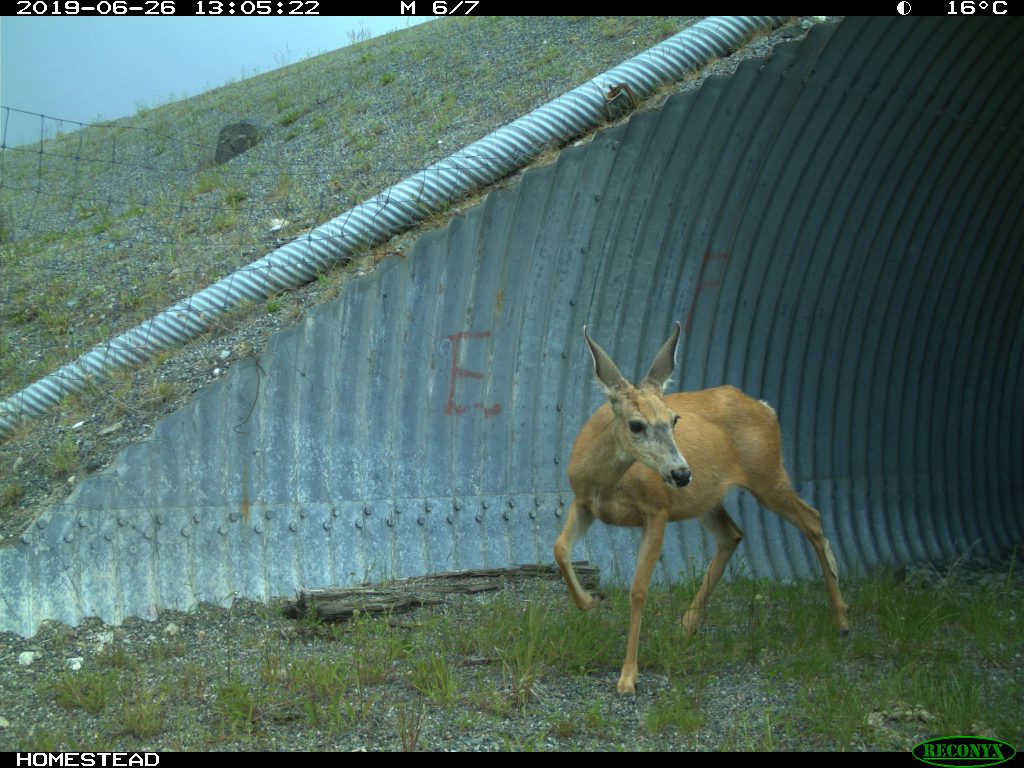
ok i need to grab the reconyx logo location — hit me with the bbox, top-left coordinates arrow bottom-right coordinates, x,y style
913,736 -> 1016,767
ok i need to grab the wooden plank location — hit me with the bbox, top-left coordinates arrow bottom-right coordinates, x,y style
282,562 -> 599,622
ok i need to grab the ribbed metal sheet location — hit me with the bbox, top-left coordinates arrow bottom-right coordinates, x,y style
2,17 -> 1022,636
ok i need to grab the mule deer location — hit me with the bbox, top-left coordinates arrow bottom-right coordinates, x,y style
553,322 -> 849,695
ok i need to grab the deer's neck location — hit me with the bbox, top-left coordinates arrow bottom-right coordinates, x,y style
570,415 -> 635,500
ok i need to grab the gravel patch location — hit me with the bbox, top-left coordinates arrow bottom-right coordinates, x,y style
0,554 -> 1020,751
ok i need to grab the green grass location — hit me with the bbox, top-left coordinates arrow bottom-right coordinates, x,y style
646,685 -> 705,735
4,566 -> 1020,750
117,684 -> 166,737
0,479 -> 26,513
50,669 -> 118,714
396,703 -> 427,751
46,436 -> 80,480
411,652 -> 456,706
214,673 -> 261,736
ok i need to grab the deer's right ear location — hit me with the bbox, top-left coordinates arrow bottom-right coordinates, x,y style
642,321 -> 681,392
584,325 -> 629,394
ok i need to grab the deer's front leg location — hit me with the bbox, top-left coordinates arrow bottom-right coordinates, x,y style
554,500 -> 602,611
618,515 -> 667,695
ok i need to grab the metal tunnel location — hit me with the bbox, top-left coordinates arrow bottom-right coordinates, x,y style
1,16 -> 1021,636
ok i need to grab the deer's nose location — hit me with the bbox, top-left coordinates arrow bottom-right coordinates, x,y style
671,467 -> 691,487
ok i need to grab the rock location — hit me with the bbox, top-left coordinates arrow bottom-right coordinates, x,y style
17,651 -> 35,666
67,657 -> 83,671
971,721 -> 996,738
163,622 -> 179,636
214,122 -> 261,164
98,421 -> 123,437
867,701 -> 938,729
801,17 -> 828,30
0,716 -> 9,728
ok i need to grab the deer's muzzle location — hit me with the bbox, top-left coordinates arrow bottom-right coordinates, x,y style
669,467 -> 692,487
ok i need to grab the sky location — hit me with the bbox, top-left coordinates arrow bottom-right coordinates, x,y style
0,16 -> 432,147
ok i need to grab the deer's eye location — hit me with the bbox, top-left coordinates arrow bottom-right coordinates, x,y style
628,420 -> 645,434
672,415 -> 680,427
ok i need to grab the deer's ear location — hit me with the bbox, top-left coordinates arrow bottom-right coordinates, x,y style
584,326 -> 629,394
642,321 -> 681,392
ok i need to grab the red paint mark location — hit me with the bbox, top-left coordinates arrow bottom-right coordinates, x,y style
445,331 -> 502,417
684,248 -> 729,333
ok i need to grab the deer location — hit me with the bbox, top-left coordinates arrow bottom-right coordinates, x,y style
553,322 -> 850,695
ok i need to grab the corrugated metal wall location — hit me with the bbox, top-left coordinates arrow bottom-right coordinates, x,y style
2,16 -> 1022,636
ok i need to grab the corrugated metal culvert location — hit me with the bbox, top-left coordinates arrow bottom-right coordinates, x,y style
2,16 -> 1022,636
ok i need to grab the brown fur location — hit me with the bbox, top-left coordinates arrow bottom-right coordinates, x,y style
554,325 -> 850,695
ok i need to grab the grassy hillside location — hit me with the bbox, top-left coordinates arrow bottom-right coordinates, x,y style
0,16 -> 691,403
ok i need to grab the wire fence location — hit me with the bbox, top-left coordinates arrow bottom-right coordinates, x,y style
0,84 -> 544,425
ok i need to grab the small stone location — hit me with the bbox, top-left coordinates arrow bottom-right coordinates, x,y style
97,631 -> 114,646
219,350 -> 230,360
98,421 -> 123,437
67,657 -> 83,671
72,420 -> 85,430
163,622 -> 179,636
17,651 -> 35,666
214,121 -> 261,164
0,716 -> 9,728
969,721 -> 995,738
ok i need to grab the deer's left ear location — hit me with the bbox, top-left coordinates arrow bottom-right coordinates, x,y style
642,321 -> 681,392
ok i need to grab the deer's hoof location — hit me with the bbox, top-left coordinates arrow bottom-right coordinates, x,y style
681,610 -> 701,637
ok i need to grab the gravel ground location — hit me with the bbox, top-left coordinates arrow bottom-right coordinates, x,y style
0,585 -> 744,751
0,556 -> 1020,751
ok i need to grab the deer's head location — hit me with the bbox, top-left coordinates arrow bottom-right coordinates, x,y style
584,322 -> 691,488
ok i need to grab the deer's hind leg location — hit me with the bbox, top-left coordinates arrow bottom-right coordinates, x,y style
753,485 -> 850,633
682,505 -> 743,636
